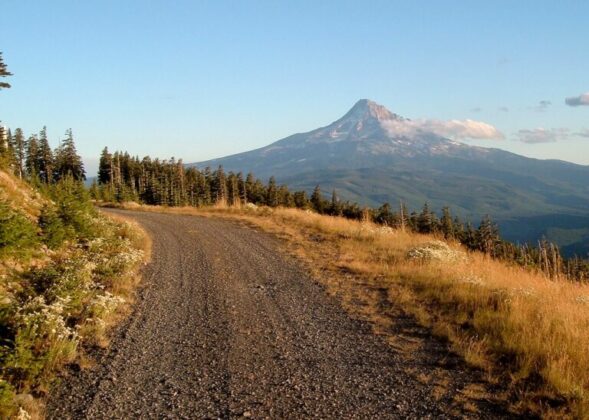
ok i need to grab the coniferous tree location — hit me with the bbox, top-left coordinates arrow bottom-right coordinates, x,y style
311,185 -> 324,213
440,206 -> 454,239
375,202 -> 396,226
0,52 -> 12,90
476,215 -> 500,256
25,135 -> 40,180
330,190 -> 343,216
212,166 -> 227,204
237,172 -> 247,205
12,128 -> 25,178
293,191 -> 309,209
417,203 -> 433,234
266,176 -> 278,207
0,125 -> 7,159
54,129 -> 85,181
37,127 -> 54,183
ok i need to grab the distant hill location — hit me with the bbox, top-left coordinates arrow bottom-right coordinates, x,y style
191,99 -> 589,256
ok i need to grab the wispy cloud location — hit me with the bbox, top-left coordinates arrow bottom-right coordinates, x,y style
565,92 -> 589,107
515,128 -> 569,144
532,100 -> 551,112
382,119 -> 504,141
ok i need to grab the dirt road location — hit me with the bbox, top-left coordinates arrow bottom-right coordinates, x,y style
47,210 -> 504,419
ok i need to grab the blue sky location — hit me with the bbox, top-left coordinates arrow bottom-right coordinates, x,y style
1,1 -> 588,175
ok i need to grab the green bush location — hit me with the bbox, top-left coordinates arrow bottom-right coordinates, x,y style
0,380 -> 16,418
48,176 -> 97,240
0,200 -> 38,256
38,204 -> 68,249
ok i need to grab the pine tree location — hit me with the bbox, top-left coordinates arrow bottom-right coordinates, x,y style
54,129 -> 85,182
0,52 -> 12,90
0,124 -> 7,159
476,215 -> 500,256
461,222 -> 476,249
330,190 -> 343,216
440,206 -> 454,239
293,191 -> 309,209
266,176 -> 279,207
212,166 -> 227,205
12,128 -> 25,178
375,202 -> 396,226
98,147 -> 113,186
417,203 -> 433,233
237,172 -> 247,205
311,185 -> 324,213
25,134 -> 40,180
37,127 -> 54,183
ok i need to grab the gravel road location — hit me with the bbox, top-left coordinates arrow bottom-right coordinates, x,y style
47,210 -> 506,419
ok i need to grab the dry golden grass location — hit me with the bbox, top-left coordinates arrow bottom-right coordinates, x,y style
110,202 -> 589,418
0,170 -> 45,218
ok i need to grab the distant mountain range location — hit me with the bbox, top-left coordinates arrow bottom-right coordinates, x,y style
192,99 -> 589,257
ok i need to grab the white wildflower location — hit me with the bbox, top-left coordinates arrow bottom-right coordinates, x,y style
17,407 -> 31,420
407,241 -> 467,263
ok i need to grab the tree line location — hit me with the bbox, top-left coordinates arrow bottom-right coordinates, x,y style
94,149 -> 588,282
0,126 -> 85,184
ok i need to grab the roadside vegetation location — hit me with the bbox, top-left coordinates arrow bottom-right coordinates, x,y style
93,149 -> 588,283
0,129 -> 147,418
109,202 -> 589,418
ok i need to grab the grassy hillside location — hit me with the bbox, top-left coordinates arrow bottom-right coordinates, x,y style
0,170 -> 148,418
279,166 -> 589,257
113,202 -> 589,418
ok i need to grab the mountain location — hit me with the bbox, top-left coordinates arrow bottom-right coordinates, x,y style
192,99 -> 589,256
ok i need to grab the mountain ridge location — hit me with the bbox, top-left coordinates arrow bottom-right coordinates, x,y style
190,99 -> 589,256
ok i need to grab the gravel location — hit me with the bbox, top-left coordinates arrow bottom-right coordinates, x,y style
47,210 -> 509,419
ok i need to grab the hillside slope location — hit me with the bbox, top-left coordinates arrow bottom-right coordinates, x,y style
0,169 -> 147,418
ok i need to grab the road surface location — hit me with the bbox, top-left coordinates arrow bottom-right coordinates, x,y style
47,210 -> 505,419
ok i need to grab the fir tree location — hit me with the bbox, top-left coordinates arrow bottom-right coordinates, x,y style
0,52 -> 12,90
37,127 -> 54,183
476,215 -> 500,256
98,147 -> 113,187
12,128 -> 25,178
330,190 -> 343,216
440,206 -> 454,239
417,203 -> 433,234
211,166 -> 227,204
311,185 -> 324,213
293,190 -> 309,209
25,135 -> 40,180
54,129 -> 85,182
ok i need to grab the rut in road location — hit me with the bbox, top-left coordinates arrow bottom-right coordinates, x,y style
48,210 -> 506,419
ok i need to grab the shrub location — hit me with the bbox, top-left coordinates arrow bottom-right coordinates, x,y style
0,199 -> 38,256
38,204 -> 67,249
48,176 -> 97,240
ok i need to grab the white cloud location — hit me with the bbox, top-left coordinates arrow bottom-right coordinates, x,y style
565,92 -> 589,107
381,118 -> 504,141
515,128 -> 570,144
